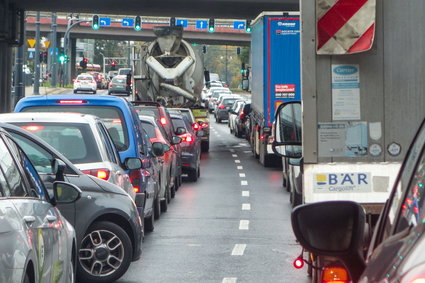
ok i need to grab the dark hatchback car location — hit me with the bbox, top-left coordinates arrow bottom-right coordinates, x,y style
170,113 -> 202,182
215,97 -> 240,123
0,122 -> 143,283
290,118 -> 425,282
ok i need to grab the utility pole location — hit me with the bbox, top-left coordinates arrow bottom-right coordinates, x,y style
51,12 -> 57,87
127,41 -> 131,68
14,35 -> 25,104
225,45 -> 228,86
33,11 -> 41,95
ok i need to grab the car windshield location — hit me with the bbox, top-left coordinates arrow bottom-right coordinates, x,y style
141,121 -> 157,138
223,98 -> 238,106
171,118 -> 187,131
13,122 -> 101,164
77,75 -> 93,81
112,77 -> 126,84
21,106 -> 129,151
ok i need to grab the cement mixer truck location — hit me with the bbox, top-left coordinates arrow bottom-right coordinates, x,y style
132,25 -> 210,151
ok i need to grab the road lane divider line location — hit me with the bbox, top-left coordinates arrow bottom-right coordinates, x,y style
241,180 -> 248,186
242,203 -> 251,210
229,149 -> 235,153
231,244 -> 247,255
222,278 -> 237,283
239,220 -> 249,230
232,154 -> 238,157
237,166 -> 243,170
242,191 -> 250,197
235,160 -> 241,164
239,173 -> 246,178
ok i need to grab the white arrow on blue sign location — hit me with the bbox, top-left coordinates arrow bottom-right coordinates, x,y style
100,17 -> 111,26
196,20 -> 208,29
176,19 -> 188,28
28,51 -> 35,59
122,18 -> 134,27
233,21 -> 245,30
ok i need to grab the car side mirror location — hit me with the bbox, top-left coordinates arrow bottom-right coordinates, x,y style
171,136 -> 182,145
124,157 -> 142,170
292,201 -> 366,282
53,181 -> 82,204
52,158 -> 66,181
196,130 -> 205,137
151,142 -> 165,156
175,127 -> 186,135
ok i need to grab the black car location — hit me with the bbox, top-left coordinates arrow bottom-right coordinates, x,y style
0,122 -> 143,283
169,114 -> 202,182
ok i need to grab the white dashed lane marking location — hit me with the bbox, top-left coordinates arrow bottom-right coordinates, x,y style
239,173 -> 246,178
239,220 -> 249,230
232,154 -> 238,157
231,244 -> 247,255
237,166 -> 243,170
242,203 -> 251,211
242,191 -> 250,197
222,278 -> 237,283
229,149 -> 235,153
241,180 -> 248,186
235,160 -> 241,164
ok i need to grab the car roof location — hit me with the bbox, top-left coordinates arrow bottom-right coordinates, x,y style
0,112 -> 101,124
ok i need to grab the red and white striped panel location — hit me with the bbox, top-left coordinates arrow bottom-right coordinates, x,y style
316,0 -> 376,54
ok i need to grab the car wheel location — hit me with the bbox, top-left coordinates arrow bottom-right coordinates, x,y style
161,190 -> 168,213
108,92 -> 111,95
201,142 -> 209,153
166,186 -> 171,203
154,196 -> 161,220
93,90 -> 97,94
170,183 -> 176,198
77,221 -> 132,283
144,210 -> 154,232
73,90 -> 77,94
187,168 -> 198,182
197,164 -> 200,178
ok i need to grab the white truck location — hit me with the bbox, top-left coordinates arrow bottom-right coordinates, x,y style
272,0 -> 425,281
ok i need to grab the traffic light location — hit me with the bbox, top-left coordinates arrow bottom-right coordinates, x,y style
111,60 -> 117,70
202,45 -> 207,54
246,20 -> 252,33
59,54 -> 66,64
92,15 -> 100,30
208,18 -> 215,33
80,57 -> 88,69
40,51 -> 47,63
170,17 -> 176,26
240,63 -> 246,74
236,47 -> 241,55
134,16 -> 142,31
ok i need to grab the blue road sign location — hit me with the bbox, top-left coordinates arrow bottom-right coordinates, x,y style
233,21 -> 245,30
28,51 -> 34,59
122,18 -> 134,27
196,20 -> 208,30
100,17 -> 111,26
176,19 -> 188,28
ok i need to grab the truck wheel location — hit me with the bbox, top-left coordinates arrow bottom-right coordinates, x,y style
201,142 -> 209,152
253,131 -> 260,159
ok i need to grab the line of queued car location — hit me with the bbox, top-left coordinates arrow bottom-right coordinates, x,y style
73,68 -> 132,95
0,94 -> 206,282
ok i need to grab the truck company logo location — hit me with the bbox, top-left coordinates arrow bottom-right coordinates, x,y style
275,84 -> 295,99
333,65 -> 358,76
278,22 -> 296,27
314,172 -> 372,193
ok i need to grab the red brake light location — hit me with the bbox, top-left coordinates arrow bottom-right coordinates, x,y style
293,257 -> 304,269
192,123 -> 200,130
75,80 -> 80,83
57,100 -> 86,104
160,117 -> 167,125
219,104 -> 225,109
129,170 -> 141,191
109,83 -> 113,87
82,169 -> 110,181
180,133 -> 193,143
239,111 -> 245,120
201,122 -> 209,128
22,125 -> 44,132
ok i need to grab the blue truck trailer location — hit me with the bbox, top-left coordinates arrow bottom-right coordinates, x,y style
249,12 -> 301,167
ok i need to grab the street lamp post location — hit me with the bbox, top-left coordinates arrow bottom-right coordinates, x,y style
63,18 -> 89,85
99,51 -> 105,73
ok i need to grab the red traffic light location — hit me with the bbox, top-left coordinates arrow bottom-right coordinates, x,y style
111,61 -> 116,66
83,58 -> 88,63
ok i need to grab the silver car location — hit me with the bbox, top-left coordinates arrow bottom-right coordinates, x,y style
0,127 -> 81,283
0,112 -> 136,201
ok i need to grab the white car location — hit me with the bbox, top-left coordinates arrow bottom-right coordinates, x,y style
73,74 -> 97,94
0,113 -> 135,200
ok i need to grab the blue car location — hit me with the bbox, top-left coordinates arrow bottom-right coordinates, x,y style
15,95 -> 160,227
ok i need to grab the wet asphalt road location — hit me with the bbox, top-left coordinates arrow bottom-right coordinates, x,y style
117,115 -> 310,283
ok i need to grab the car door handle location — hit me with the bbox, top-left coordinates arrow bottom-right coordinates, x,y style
23,216 -> 36,225
45,215 -> 57,223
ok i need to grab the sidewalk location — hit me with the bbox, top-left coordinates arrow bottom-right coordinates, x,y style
24,85 -> 70,97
